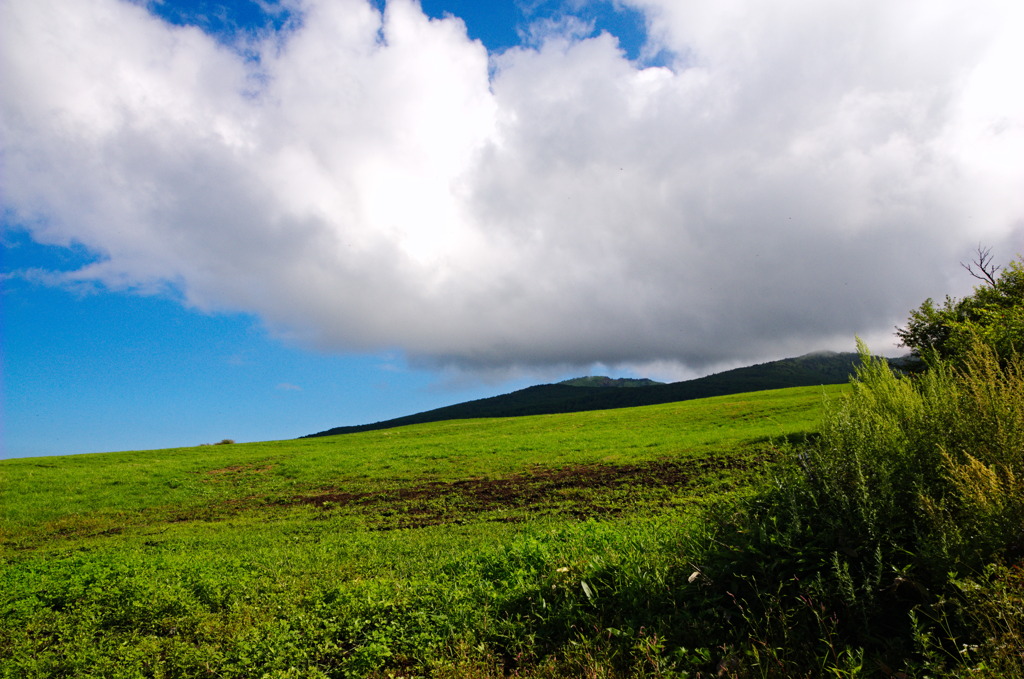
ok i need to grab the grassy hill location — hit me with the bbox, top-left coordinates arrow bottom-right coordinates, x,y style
304,351 -> 868,438
1,385 -> 841,678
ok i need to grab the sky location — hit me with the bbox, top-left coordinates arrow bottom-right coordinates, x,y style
2,0 -> 1023,459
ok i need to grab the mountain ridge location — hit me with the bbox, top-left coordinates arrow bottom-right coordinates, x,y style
558,376 -> 665,388
302,351 -> 886,438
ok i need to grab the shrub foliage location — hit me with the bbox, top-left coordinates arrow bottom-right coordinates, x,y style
700,338 -> 1024,676
897,254 -> 1024,366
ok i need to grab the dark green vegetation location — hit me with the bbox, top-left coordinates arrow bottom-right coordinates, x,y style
704,341 -> 1024,677
558,377 -> 665,388
306,351 -> 870,437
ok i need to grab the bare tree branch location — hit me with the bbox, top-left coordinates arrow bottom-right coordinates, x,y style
961,246 -> 1000,287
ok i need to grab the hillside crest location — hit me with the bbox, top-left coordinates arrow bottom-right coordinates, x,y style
558,376 -> 665,388
303,350 -> 882,438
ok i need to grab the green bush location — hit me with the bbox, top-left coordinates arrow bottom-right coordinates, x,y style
699,338 -> 1024,676
898,255 -> 1024,367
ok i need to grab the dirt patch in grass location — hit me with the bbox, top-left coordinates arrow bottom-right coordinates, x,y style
288,454 -> 771,529
204,463 -> 275,476
9,454 -> 774,545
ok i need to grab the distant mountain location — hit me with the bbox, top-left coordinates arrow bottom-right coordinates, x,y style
558,376 -> 665,388
302,351 -> 880,438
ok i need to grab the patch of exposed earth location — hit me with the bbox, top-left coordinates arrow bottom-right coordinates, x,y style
287,454 -> 770,529
9,454 -> 774,547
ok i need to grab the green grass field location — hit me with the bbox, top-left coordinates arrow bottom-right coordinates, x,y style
1,385 -> 844,678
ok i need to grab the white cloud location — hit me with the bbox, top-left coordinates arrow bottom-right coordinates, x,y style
2,0 -> 1022,378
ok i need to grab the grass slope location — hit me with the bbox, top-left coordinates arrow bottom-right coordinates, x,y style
1,385 -> 841,678
305,351 -> 866,437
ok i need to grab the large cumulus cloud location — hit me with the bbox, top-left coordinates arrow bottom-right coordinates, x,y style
2,0 -> 1022,375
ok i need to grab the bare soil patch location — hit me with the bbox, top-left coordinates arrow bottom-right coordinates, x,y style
288,454 -> 770,528
204,463 -> 275,476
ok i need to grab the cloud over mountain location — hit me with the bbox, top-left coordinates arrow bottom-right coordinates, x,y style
3,0 -> 1022,374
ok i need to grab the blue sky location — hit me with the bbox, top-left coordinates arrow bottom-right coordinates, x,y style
3,225 -> 494,457
2,0 -> 1022,458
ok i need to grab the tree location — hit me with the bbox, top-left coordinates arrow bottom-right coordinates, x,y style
896,248 -> 1024,366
